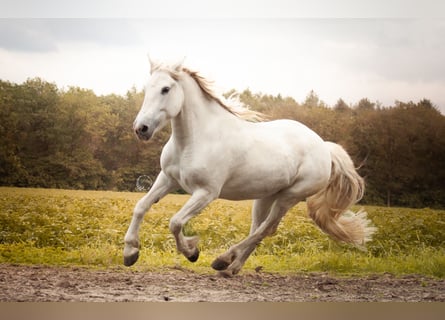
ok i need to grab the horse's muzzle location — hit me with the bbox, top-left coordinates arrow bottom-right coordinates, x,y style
134,124 -> 153,141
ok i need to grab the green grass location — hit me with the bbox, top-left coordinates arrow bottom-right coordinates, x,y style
0,187 -> 444,277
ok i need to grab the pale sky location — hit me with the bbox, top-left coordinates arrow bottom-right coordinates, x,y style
1,1 -> 445,113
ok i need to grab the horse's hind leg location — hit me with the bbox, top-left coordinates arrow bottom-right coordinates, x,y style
249,196 -> 275,235
212,195 -> 299,276
209,196 -> 273,271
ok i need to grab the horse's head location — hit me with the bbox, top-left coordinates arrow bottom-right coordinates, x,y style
133,58 -> 185,141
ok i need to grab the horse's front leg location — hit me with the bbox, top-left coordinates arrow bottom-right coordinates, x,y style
169,189 -> 215,262
124,172 -> 177,266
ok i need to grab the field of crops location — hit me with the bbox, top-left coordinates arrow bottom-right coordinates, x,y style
0,187 -> 444,277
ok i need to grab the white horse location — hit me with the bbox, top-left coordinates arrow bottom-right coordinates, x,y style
124,58 -> 376,276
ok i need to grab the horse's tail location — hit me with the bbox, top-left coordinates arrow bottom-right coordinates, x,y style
306,142 -> 376,248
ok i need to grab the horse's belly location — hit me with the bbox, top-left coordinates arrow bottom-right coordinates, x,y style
219,182 -> 286,200
219,164 -> 298,200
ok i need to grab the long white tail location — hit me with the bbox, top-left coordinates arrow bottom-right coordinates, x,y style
307,142 -> 376,248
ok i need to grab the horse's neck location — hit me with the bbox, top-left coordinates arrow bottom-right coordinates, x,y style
171,77 -> 237,146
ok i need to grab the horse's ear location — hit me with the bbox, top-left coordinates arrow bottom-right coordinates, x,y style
148,54 -> 158,74
172,56 -> 186,72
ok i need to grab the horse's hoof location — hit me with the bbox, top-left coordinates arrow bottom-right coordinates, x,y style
124,251 -> 139,267
218,270 -> 234,278
211,258 -> 230,271
187,249 -> 200,262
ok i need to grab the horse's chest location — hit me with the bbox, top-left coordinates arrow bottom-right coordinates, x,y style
162,149 -> 212,191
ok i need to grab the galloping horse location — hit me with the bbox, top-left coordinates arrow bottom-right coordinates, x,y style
124,58 -> 376,276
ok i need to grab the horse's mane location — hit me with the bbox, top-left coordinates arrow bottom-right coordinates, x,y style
152,62 -> 264,122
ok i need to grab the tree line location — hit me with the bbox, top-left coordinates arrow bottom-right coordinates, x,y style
1,78 -> 444,208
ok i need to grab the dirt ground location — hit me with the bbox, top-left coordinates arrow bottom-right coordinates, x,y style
0,264 -> 443,302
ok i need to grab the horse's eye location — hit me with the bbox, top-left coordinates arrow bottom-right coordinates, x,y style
161,87 -> 170,95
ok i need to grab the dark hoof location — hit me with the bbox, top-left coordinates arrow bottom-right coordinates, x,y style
211,258 -> 230,271
218,270 -> 234,278
187,249 -> 200,263
124,251 -> 139,267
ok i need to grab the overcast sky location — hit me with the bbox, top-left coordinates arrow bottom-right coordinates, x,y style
1,1 -> 444,113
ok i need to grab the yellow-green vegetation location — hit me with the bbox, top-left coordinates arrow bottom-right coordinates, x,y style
0,187 -> 444,277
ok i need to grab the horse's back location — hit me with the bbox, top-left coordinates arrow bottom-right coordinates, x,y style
252,119 -> 324,145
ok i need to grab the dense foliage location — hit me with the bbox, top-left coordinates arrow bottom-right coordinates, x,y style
1,78 -> 444,208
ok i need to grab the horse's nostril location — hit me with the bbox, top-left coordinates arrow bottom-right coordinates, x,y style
135,124 -> 152,140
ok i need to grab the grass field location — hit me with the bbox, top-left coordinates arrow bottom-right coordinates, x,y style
0,187 -> 444,277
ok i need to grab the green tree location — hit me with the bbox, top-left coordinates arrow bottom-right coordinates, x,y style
333,98 -> 350,112
355,98 -> 375,111
350,100 -> 445,207
0,80 -> 29,185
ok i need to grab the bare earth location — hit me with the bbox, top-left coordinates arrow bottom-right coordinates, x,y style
0,264 -> 443,302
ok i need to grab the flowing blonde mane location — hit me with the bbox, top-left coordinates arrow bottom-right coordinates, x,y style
151,62 -> 264,122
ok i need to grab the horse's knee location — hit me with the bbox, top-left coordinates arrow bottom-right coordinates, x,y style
169,216 -> 182,235
133,203 -> 147,220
